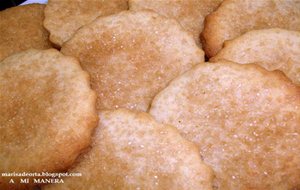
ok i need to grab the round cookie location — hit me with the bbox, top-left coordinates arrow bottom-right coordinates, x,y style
149,61 -> 300,189
129,0 -> 222,46
43,109 -> 213,190
0,4 -> 52,61
211,28 -> 300,86
201,0 -> 300,57
0,49 -> 98,189
44,0 -> 128,47
61,10 -> 204,111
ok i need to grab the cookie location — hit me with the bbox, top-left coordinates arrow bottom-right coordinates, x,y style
0,4 -> 52,61
44,0 -> 128,47
0,49 -> 98,189
129,0 -> 222,46
150,61 -> 300,189
211,28 -> 300,85
61,10 -> 204,111
201,0 -> 300,57
43,109 -> 213,190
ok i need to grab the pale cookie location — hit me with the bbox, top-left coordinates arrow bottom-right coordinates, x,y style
150,61 -> 300,190
211,28 -> 300,86
43,109 -> 213,190
61,10 -> 204,111
201,0 -> 300,57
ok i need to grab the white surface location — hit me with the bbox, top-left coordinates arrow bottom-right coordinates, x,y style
21,0 -> 48,5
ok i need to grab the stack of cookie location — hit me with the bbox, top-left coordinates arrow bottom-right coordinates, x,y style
0,1 -> 299,190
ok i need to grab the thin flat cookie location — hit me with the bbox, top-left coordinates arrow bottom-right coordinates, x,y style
129,0 -> 222,46
61,10 -> 204,111
150,61 -> 300,189
0,49 -> 98,190
201,0 -> 300,57
211,29 -> 300,85
44,0 -> 128,47
0,4 -> 52,61
43,109 -> 213,190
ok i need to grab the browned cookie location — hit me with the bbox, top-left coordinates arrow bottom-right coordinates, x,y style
44,0 -> 128,47
61,10 -> 204,111
0,4 -> 52,61
201,0 -> 300,57
129,0 -> 222,46
150,61 -> 300,189
43,109 -> 213,190
0,49 -> 98,190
